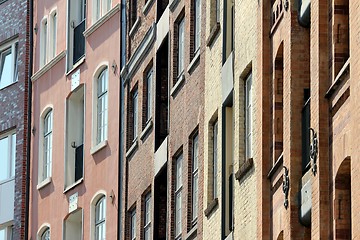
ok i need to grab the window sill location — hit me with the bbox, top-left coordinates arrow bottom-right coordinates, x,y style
206,22 -> 220,47
129,17 -> 141,38
66,56 -> 86,76
37,177 -> 52,190
0,177 -> 15,185
235,157 -> 254,181
170,74 -> 185,97
84,3 -> 121,38
185,224 -> 197,240
63,178 -> 84,193
267,152 -> 283,179
140,119 -> 153,141
169,0 -> 180,12
90,140 -> 108,155
142,0 -> 154,15
325,58 -> 350,99
0,81 -> 17,91
126,139 -> 138,158
32,51 -> 66,81
204,198 -> 219,217
187,50 -> 200,74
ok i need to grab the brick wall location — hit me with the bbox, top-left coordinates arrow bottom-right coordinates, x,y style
0,0 -> 29,239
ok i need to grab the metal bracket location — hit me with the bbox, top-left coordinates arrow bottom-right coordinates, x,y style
283,166 -> 289,209
309,128 -> 318,175
284,0 -> 289,11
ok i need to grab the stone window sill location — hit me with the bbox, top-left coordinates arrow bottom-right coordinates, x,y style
185,224 -> 197,240
142,0 -> 154,15
204,198 -> 219,217
37,177 -> 52,190
267,152 -> 283,179
140,119 -> 153,141
32,51 -> 66,81
206,22 -> 220,47
325,57 -> 350,99
129,17 -> 141,38
235,157 -> 254,181
66,56 -> 86,76
170,74 -> 185,97
63,178 -> 84,193
126,138 -> 139,158
169,0 -> 180,12
90,140 -> 108,155
187,50 -> 200,74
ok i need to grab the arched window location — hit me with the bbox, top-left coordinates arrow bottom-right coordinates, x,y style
96,68 -> 108,144
95,196 -> 106,240
40,227 -> 50,240
43,110 -> 53,180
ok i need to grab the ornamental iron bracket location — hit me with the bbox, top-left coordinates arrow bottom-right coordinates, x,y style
309,128 -> 318,175
282,166 -> 289,209
284,0 -> 289,11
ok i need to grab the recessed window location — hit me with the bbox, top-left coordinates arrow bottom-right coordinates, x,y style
190,133 -> 199,225
95,196 -> 106,240
96,68 -> 108,144
93,0 -> 111,22
42,110 -> 53,181
41,227 -> 50,240
177,17 -> 185,78
0,225 -> 13,240
245,73 -> 252,159
130,209 -> 136,240
143,193 -> 151,240
212,120 -> 218,199
50,12 -> 57,59
41,19 -> 48,67
174,153 -> 182,238
0,131 -> 16,182
64,209 -> 83,240
132,88 -> 138,141
129,0 -> 137,29
0,40 -> 18,89
193,0 -> 201,54
143,67 -> 153,125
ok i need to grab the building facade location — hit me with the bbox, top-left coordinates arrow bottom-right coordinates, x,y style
29,0 -> 121,239
0,0 -> 31,239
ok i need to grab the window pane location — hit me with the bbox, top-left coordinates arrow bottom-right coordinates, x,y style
194,0 -> 201,51
131,211 -> 136,239
0,136 -> 9,181
175,192 -> 182,236
175,154 -> 182,190
146,69 -> 152,121
52,13 -> 57,58
11,134 -> 16,178
178,18 -> 185,75
41,228 -> 50,240
14,43 -> 18,83
133,90 -> 138,139
0,48 -> 12,88
213,121 -> 218,198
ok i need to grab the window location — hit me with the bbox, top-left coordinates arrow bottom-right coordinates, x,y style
177,18 -> 185,77
130,0 -> 137,29
0,40 -> 18,89
64,209 -> 83,240
93,0 -> 111,22
212,121 -> 218,199
95,196 -> 106,240
96,68 -> 108,144
0,131 -> 16,182
42,110 -> 53,181
0,225 -> 13,240
41,19 -> 48,67
174,153 -> 183,238
193,0 -> 201,54
245,73 -> 252,159
216,0 -> 220,23
50,12 -> 57,59
143,193 -> 151,240
130,209 -> 136,240
41,227 -> 50,240
191,133 -> 199,225
132,88 -> 138,140
144,68 -> 153,123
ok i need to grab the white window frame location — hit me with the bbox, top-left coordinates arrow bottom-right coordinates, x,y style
245,72 -> 253,159
49,10 -> 57,59
43,110 -> 53,181
145,68 -> 152,122
174,153 -> 183,238
96,68 -> 108,145
37,224 -> 50,240
40,17 -> 48,67
177,18 -> 185,77
0,39 -> 18,89
191,134 -> 199,224
41,228 -> 50,240
132,88 -> 138,140
90,191 -> 107,240
0,224 -> 13,240
38,107 -> 53,186
194,0 -> 201,53
92,0 -> 112,23
95,196 -> 106,240
130,209 -> 136,240
212,120 -> 218,199
0,131 -> 16,183
143,193 -> 151,240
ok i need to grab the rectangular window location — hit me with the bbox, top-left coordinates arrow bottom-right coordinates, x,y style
245,73 -> 252,159
212,121 -> 218,199
145,68 -> 152,122
0,41 -> 18,89
130,0 -> 137,29
194,0 -> 201,53
177,17 -> 185,77
174,153 -> 183,238
43,110 -> 53,181
191,133 -> 199,224
130,209 -> 136,240
97,68 -> 108,144
143,193 -> 151,240
93,0 -> 111,22
51,12 -> 57,59
0,132 -> 16,182
132,88 -> 138,140
216,0 -> 220,22
0,225 -> 13,240
41,19 -> 48,66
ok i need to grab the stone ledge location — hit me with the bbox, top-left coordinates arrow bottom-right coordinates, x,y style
206,22 -> 220,47
235,157 -> 254,181
204,198 -> 219,217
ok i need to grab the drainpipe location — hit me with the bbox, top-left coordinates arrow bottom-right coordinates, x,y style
117,0 -> 126,239
25,0 -> 34,239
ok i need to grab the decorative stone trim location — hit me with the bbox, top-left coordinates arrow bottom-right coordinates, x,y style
235,158 -> 254,181
204,198 -> 219,217
206,22 -> 220,47
84,4 -> 120,38
32,51 -> 66,81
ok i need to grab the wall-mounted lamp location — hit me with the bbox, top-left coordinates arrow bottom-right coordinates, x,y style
112,60 -> 117,74
34,23 -> 38,34
32,127 -> 36,135
109,189 -> 115,204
